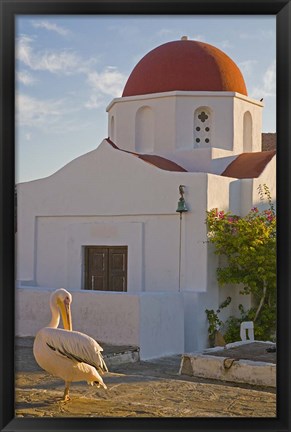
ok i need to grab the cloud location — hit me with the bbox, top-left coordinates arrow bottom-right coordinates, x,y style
238,60 -> 258,76
31,20 -> 70,36
16,34 -> 88,75
16,34 -> 127,115
87,66 -> 127,98
16,93 -> 65,127
84,66 -> 127,109
219,40 -> 233,50
239,29 -> 275,41
84,94 -> 104,109
16,70 -> 36,85
262,61 -> 276,94
250,61 -> 276,99
16,35 -> 34,68
16,92 -> 95,134
35,51 -> 81,74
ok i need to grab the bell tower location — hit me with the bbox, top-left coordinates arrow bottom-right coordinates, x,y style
107,38 -> 263,172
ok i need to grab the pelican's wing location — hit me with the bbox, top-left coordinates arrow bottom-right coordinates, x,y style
42,327 -> 108,373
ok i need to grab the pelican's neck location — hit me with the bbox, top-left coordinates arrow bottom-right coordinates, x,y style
48,301 -> 60,328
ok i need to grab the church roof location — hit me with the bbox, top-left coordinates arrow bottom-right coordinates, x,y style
122,39 -> 247,97
106,139 -> 188,172
221,151 -> 276,179
107,139 -> 275,179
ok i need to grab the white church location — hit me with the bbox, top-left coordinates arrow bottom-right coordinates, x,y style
16,38 -> 276,360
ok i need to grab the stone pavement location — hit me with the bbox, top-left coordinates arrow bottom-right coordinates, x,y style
15,338 -> 276,418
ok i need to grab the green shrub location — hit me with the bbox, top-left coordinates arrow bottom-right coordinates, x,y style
205,184 -> 276,343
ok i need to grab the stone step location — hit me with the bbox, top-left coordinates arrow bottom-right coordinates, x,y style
15,337 -> 140,367
104,347 -> 140,367
179,341 -> 276,388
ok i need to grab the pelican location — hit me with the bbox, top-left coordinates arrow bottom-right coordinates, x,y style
33,288 -> 108,401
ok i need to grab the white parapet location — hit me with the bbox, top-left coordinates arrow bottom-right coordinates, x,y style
15,287 -> 184,361
179,342 -> 276,388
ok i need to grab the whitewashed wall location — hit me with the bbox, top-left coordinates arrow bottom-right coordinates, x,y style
16,118 -> 275,357
233,96 -> 263,154
107,91 -> 263,174
17,140 -> 210,293
15,288 -> 184,360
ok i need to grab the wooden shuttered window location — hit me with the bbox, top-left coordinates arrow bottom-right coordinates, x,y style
84,246 -> 127,292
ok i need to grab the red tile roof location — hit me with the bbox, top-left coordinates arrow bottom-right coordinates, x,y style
107,139 -> 275,178
106,139 -> 187,172
221,150 -> 276,179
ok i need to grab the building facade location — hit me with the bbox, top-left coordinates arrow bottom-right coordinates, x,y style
16,39 -> 276,359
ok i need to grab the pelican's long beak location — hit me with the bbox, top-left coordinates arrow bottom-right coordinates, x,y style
58,298 -> 72,331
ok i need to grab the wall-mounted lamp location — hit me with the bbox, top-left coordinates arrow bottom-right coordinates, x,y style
176,185 -> 188,214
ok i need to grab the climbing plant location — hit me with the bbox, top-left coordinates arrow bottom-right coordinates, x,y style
205,296 -> 231,343
205,184 -> 276,343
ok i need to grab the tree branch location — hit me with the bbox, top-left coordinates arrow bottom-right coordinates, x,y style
254,282 -> 267,322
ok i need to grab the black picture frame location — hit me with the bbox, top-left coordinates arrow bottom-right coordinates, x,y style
1,1 -> 290,431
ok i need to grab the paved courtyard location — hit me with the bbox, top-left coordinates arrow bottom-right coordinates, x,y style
15,339 -> 276,418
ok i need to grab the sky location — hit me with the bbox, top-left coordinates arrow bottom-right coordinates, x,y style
15,15 -> 276,183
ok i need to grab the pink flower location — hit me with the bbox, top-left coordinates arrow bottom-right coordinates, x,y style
251,207 -> 259,213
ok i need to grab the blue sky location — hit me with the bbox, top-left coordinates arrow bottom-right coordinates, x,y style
15,15 -> 276,183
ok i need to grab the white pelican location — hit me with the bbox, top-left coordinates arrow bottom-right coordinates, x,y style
33,288 -> 108,401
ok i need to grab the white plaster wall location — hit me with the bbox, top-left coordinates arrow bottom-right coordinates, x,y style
139,292 -> 184,359
17,187 -> 38,282
143,216 -> 180,292
135,106 -> 155,153
16,288 -> 184,359
207,174 -> 239,214
182,291 -> 209,352
34,215 -> 182,292
17,141 -> 209,293
107,93 -> 176,154
240,179 -> 254,216
253,156 -> 276,209
108,91 -> 263,159
15,287 -> 140,345
233,97 -> 263,153
161,147 -> 238,175
175,93 -> 234,152
35,218 -> 143,291
181,176 -> 209,292
108,91 -> 237,155
239,156 -> 276,217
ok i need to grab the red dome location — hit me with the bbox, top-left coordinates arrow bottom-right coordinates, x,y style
122,40 -> 247,97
